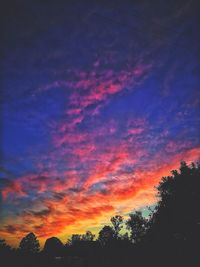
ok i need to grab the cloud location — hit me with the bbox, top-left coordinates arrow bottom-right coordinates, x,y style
0,0 -> 199,247
1,144 -> 199,246
1,179 -> 27,200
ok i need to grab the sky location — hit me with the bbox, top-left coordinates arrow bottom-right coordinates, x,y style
0,0 -> 199,247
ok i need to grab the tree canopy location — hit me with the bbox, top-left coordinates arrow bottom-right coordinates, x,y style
43,237 -> 64,256
19,232 -> 40,253
98,225 -> 115,246
126,211 -> 148,243
1,161 -> 199,267
111,215 -> 123,238
149,161 -> 200,244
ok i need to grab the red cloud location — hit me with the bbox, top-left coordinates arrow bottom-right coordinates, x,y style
2,180 -> 27,200
50,63 -> 151,143
1,56 -> 198,247
1,147 -> 199,247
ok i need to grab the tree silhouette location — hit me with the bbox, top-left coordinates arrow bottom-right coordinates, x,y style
98,225 -> 115,246
19,232 -> 40,253
43,237 -> 64,256
0,238 -> 12,255
81,231 -> 95,241
0,239 -> 16,267
111,215 -> 123,238
0,239 -> 9,249
67,234 -> 82,246
146,162 -> 200,266
1,161 -> 199,267
126,211 -> 148,243
150,162 -> 200,242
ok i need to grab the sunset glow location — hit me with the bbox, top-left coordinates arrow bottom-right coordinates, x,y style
1,0 -> 199,247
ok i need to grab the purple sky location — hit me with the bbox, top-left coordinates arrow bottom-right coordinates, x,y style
0,0 -> 199,246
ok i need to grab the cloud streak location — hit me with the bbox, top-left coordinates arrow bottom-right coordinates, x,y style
0,0 -> 199,247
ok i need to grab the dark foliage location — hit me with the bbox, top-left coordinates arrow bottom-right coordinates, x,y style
145,161 -> 200,266
126,211 -> 148,243
98,225 -> 115,246
43,237 -> 64,256
111,215 -> 123,238
0,162 -> 199,267
19,232 -> 40,254
82,231 -> 95,242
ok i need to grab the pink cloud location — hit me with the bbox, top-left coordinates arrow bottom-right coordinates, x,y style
1,146 -> 199,246
2,180 -> 27,200
128,127 -> 144,135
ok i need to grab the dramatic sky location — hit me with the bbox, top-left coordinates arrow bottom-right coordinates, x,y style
0,0 -> 199,247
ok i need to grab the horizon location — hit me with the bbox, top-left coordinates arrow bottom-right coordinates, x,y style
0,0 -> 199,247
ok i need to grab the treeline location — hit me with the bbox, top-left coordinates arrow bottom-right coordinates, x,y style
0,162 -> 200,267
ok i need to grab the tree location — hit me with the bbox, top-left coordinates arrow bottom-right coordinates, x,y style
111,215 -> 123,238
82,231 -> 95,241
19,232 -> 40,253
126,211 -> 148,243
0,239 -> 8,249
43,237 -> 64,256
98,226 -> 115,246
0,239 -> 11,254
67,234 -> 82,246
146,162 -> 200,266
150,162 -> 200,243
120,232 -> 130,241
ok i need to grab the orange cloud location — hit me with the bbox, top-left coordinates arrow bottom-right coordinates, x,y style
1,114 -> 199,248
